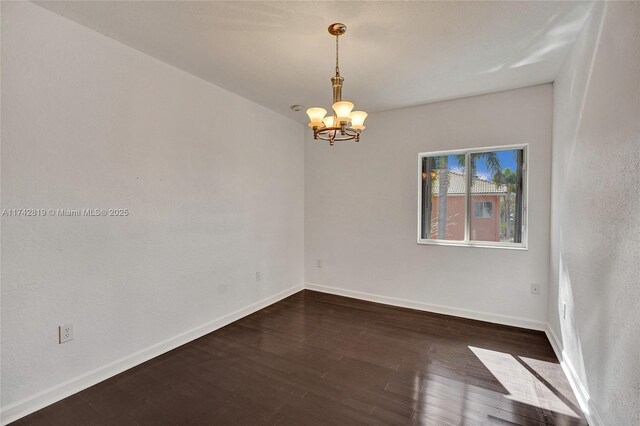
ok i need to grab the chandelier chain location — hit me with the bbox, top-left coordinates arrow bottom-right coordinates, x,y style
335,36 -> 340,76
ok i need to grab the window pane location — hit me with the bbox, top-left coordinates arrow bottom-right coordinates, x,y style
469,149 -> 523,243
474,202 -> 482,217
421,154 -> 466,241
484,202 -> 493,217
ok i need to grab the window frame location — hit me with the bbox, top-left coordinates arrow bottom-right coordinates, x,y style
417,144 -> 528,250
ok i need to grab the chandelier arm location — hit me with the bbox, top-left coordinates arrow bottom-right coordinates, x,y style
314,127 -> 360,143
317,135 -> 359,142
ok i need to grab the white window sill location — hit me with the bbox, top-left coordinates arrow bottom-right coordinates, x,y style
417,239 -> 528,250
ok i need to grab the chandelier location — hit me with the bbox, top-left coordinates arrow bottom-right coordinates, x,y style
306,23 -> 368,146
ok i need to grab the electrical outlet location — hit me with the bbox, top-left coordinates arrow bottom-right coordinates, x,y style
59,324 -> 73,344
530,284 -> 539,295
255,271 -> 261,282
316,259 -> 322,268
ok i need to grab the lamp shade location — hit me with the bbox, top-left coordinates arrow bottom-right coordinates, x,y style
322,116 -> 335,128
306,107 -> 327,127
332,101 -> 354,124
349,111 -> 368,130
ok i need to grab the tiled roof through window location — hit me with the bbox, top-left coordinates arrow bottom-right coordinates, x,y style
430,171 -> 507,195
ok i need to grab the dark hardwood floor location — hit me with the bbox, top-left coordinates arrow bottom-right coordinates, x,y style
12,290 -> 588,425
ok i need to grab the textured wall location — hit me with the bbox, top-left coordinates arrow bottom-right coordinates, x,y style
305,85 -> 553,328
549,1 -> 640,424
1,2 -> 304,410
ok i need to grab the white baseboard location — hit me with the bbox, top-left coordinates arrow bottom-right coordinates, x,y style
545,325 -> 604,426
305,282 -> 546,331
0,284 -> 303,425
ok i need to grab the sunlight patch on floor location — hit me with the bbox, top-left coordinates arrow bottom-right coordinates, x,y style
469,346 -> 579,418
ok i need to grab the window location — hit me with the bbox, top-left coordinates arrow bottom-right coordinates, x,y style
474,201 -> 493,218
418,145 -> 527,249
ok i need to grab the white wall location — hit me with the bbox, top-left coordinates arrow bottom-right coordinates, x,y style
549,2 -> 640,424
1,2 -> 304,420
305,84 -> 553,329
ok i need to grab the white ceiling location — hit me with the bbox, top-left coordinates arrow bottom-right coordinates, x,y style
34,1 -> 594,123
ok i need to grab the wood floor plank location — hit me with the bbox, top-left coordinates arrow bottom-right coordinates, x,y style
10,290 -> 588,425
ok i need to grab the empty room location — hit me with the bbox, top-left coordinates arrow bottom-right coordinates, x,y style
1,1 -> 638,425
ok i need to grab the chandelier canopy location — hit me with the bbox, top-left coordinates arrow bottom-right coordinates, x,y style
306,23 -> 368,146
